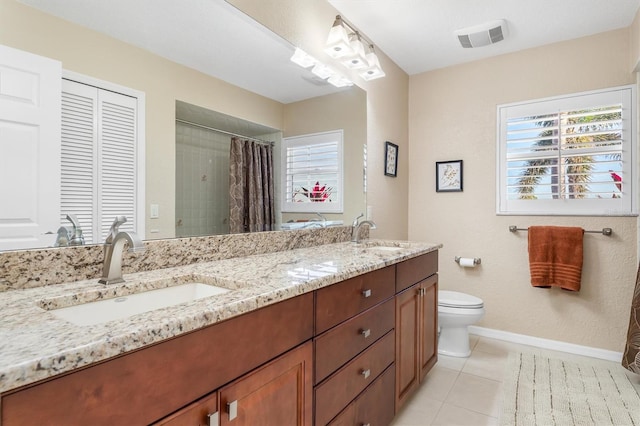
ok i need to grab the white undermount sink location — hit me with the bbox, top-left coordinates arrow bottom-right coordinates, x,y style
359,240 -> 412,252
47,282 -> 230,326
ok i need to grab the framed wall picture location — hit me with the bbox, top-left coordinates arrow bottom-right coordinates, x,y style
384,141 -> 398,177
436,160 -> 463,192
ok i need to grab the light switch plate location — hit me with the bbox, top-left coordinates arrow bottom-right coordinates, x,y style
150,204 -> 159,219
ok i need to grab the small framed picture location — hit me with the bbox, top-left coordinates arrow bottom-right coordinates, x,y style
436,160 -> 463,192
384,141 -> 398,177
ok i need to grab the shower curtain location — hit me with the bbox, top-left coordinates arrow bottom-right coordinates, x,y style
228,137 -> 275,233
623,262 -> 640,374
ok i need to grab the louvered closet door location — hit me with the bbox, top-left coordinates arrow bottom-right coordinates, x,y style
61,80 -> 138,244
98,89 -> 137,241
61,80 -> 98,243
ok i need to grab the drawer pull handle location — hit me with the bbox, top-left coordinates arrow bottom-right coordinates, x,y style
360,368 -> 371,379
208,411 -> 219,426
362,424 -> 371,426
227,400 -> 238,421
362,289 -> 372,298
360,328 -> 371,338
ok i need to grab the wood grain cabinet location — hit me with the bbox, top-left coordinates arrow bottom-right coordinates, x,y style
314,266 -> 396,426
1,293 -> 314,426
154,342 -> 312,426
395,252 -> 439,412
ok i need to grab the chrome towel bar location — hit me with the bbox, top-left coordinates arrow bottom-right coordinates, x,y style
509,225 -> 612,236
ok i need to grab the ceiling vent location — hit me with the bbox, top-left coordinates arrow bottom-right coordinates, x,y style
454,19 -> 508,49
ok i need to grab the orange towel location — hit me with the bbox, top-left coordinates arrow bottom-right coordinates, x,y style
528,226 -> 584,291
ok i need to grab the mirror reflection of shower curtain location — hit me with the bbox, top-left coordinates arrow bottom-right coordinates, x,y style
229,137 -> 275,233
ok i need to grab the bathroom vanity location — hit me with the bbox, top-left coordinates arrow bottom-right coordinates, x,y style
0,238 -> 440,425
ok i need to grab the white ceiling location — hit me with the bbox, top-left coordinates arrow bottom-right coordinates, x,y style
17,0 -> 344,104
17,0 -> 640,100
328,0 -> 640,75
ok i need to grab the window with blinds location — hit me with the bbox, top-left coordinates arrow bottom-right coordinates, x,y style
281,130 -> 344,213
61,78 -> 143,243
497,86 -> 636,216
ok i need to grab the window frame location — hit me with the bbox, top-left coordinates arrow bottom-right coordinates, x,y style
281,129 -> 344,214
496,85 -> 637,216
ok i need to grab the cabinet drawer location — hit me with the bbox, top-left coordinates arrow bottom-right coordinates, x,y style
396,251 -> 438,293
316,266 -> 395,334
328,364 -> 395,426
315,298 -> 394,384
314,331 -> 395,426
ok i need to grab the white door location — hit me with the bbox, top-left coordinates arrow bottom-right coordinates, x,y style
0,44 -> 61,250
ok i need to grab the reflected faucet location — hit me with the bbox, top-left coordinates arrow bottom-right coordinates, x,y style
55,214 -> 85,247
352,220 -> 377,243
99,216 -> 145,285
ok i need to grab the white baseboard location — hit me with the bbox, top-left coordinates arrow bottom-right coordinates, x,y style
468,326 -> 623,363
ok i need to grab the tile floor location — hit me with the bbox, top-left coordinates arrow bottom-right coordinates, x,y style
391,335 -> 640,426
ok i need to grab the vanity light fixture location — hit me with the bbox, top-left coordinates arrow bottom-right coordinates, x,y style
290,47 -> 353,88
325,15 -> 385,80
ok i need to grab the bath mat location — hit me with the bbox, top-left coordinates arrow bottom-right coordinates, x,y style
500,352 -> 640,425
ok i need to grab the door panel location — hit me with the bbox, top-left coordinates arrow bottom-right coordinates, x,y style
0,44 -> 61,250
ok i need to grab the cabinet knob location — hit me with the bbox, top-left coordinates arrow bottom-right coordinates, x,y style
360,328 -> 371,338
208,411 -> 219,426
227,400 -> 238,421
360,368 -> 371,379
362,289 -> 372,298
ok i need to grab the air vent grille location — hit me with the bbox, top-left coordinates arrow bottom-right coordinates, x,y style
454,19 -> 508,49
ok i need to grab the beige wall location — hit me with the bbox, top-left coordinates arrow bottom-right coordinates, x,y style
283,89 -> 367,224
229,0 -> 410,239
408,29 -> 638,352
0,0 -> 284,240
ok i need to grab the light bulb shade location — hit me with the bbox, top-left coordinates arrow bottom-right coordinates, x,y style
359,49 -> 385,80
325,19 -> 354,58
311,63 -> 335,80
290,48 -> 317,68
327,74 -> 353,88
341,35 -> 369,69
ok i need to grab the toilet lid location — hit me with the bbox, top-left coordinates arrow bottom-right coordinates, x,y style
439,290 -> 484,308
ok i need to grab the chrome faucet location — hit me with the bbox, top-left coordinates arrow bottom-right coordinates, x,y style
99,216 -> 145,285
352,219 -> 377,243
352,213 -> 364,227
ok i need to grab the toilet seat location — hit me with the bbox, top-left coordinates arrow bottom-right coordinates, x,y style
438,290 -> 483,309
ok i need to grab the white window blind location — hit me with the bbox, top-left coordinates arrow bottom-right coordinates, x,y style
282,130 -> 343,213
497,86 -> 636,216
61,78 -> 141,243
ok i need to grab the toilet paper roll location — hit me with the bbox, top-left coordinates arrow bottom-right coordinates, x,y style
458,257 -> 476,267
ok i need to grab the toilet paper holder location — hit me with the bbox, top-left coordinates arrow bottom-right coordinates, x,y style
454,256 -> 481,266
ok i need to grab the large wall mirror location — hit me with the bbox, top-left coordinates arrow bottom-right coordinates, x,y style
0,0 -> 367,250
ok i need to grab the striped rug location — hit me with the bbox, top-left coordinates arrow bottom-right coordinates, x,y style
500,352 -> 640,426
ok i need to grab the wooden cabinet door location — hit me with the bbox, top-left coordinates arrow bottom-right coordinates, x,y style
219,342 -> 312,426
395,274 -> 438,411
419,274 -> 438,382
395,283 -> 420,411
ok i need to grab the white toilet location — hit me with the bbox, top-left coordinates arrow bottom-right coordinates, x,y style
438,290 -> 485,357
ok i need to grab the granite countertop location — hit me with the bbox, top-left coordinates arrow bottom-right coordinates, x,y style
0,239 -> 441,394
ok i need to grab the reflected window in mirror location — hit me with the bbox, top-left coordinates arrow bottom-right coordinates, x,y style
282,130 -> 344,213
